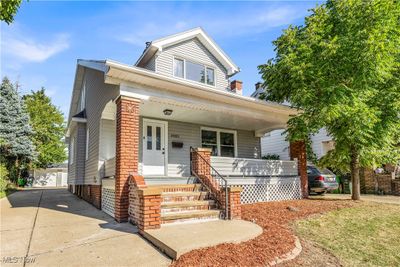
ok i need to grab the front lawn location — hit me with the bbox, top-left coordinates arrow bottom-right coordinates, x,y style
295,202 -> 400,267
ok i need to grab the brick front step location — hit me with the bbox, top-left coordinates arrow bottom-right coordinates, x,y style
161,210 -> 221,224
148,184 -> 203,193
161,200 -> 216,213
162,191 -> 209,202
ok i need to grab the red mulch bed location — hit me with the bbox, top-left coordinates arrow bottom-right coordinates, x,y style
171,199 -> 354,267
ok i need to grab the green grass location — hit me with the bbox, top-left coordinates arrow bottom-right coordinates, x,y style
295,202 -> 400,267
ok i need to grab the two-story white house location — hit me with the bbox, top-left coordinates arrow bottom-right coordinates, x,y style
66,28 -> 307,226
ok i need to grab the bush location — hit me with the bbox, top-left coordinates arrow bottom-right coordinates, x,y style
262,154 -> 281,160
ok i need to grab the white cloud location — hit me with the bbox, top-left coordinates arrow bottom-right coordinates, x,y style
2,26 -> 70,63
105,3 -> 309,47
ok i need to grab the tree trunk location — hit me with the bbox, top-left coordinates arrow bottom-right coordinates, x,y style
350,146 -> 361,200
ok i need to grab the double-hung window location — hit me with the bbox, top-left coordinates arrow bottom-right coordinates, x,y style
173,58 -> 215,86
201,128 -> 236,157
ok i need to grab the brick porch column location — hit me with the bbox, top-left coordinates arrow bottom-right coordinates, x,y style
290,141 -> 308,198
115,96 -> 140,222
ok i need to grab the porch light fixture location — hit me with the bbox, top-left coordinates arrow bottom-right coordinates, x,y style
163,109 -> 173,116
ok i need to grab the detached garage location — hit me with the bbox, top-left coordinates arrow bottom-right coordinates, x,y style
32,164 -> 68,187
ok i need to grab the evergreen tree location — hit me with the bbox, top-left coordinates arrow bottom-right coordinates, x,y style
0,77 -> 36,181
23,88 -> 67,168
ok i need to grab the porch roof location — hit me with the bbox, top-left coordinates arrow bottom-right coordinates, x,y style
103,60 -> 298,136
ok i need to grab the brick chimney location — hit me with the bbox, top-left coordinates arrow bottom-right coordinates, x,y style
230,80 -> 243,95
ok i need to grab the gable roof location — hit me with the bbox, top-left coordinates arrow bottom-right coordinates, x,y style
135,27 -> 240,76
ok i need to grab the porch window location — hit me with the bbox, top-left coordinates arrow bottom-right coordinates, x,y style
201,128 -> 237,157
173,57 -> 215,86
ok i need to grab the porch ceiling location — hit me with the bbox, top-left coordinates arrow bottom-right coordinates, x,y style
116,83 -> 290,136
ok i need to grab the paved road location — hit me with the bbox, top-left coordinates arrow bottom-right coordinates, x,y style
0,189 -> 171,267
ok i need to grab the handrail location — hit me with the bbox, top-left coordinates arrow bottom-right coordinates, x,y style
190,147 -> 229,220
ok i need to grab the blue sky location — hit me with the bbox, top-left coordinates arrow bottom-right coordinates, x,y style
1,1 -> 319,119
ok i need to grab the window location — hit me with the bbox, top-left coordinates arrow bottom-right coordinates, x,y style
206,68 -> 215,86
186,61 -> 205,83
79,82 -> 86,111
201,128 -> 236,157
201,130 -> 218,156
70,137 -> 75,164
173,58 -> 184,78
147,126 -> 152,150
85,129 -> 89,160
173,58 -> 215,86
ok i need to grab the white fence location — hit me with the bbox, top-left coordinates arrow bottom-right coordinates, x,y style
211,157 -> 301,203
101,178 -> 115,218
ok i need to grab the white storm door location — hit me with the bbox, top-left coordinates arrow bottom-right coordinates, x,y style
142,120 -> 167,175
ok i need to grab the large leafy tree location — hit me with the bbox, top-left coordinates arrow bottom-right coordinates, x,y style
23,88 -> 67,168
259,0 -> 400,200
0,0 -> 23,24
0,77 -> 36,181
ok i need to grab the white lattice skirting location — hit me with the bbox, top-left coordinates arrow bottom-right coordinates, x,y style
228,177 -> 302,204
101,187 -> 115,218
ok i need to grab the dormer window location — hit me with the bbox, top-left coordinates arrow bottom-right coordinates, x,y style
173,57 -> 215,86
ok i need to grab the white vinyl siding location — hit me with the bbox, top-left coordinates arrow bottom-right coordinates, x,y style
260,129 -> 290,160
83,68 -> 119,185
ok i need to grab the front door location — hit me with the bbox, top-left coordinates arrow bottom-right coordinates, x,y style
142,119 -> 167,176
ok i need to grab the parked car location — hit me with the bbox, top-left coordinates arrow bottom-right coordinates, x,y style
307,165 -> 339,195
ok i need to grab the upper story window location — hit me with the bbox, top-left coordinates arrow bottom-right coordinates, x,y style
173,58 -> 215,86
79,82 -> 86,111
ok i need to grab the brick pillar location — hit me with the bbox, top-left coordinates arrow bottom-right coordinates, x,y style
115,96 -> 140,222
228,187 -> 242,219
290,141 -> 308,198
191,148 -> 218,190
128,177 -> 162,231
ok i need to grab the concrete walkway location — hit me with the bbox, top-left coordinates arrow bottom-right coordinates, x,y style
0,189 -> 170,267
310,193 -> 400,205
143,219 -> 262,259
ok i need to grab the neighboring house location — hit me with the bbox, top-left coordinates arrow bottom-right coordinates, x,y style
260,128 -> 334,160
31,163 -> 68,187
66,28 -> 307,226
251,86 -> 335,160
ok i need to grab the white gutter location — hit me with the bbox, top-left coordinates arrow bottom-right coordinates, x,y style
105,59 -> 298,116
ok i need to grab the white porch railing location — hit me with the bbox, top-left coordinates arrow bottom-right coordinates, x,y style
210,156 -> 298,177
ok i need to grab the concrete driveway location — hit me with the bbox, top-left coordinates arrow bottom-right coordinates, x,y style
0,188 -> 171,267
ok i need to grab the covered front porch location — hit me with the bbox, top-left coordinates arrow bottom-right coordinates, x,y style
96,60 -> 307,224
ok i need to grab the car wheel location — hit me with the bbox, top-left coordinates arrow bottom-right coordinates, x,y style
316,191 -> 326,196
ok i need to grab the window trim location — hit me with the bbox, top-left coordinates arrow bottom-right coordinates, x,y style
85,128 -> 89,161
70,137 -> 75,164
200,127 -> 237,157
173,56 -> 216,87
80,81 -> 86,112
